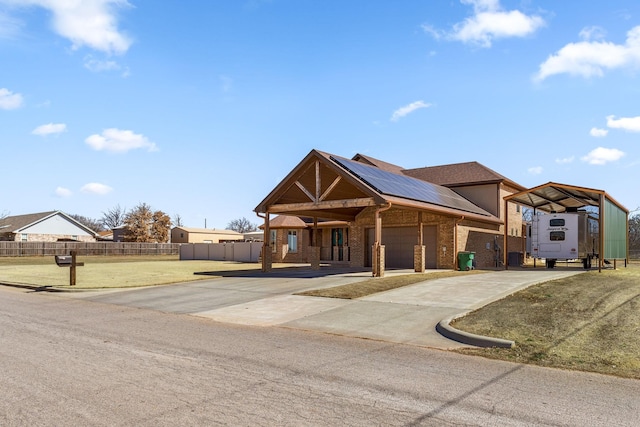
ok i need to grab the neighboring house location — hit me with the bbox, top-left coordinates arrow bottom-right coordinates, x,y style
97,230 -> 114,241
170,227 -> 244,243
255,150 -> 526,272
243,230 -> 264,241
0,211 -> 99,242
112,225 -> 127,242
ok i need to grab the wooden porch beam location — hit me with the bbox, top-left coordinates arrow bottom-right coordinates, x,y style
268,198 -> 376,213
294,181 -> 315,202
319,176 -> 342,202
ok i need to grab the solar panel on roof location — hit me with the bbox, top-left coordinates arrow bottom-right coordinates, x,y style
331,156 -> 491,216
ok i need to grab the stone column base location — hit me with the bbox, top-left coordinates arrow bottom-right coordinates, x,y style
309,247 -> 320,270
261,246 -> 272,272
414,245 -> 426,273
372,244 -> 385,277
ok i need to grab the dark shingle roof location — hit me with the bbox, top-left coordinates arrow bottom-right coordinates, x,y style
402,161 -> 525,190
0,211 -> 57,232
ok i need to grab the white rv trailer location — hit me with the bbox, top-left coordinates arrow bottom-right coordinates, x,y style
531,211 -> 599,268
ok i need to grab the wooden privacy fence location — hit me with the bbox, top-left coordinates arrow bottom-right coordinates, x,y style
180,242 -> 263,263
0,242 -> 180,257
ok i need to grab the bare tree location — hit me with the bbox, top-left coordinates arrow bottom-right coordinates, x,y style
0,210 -> 8,220
69,214 -> 104,232
227,217 -> 258,234
101,204 -> 127,230
172,213 -> 183,227
630,211 -> 640,253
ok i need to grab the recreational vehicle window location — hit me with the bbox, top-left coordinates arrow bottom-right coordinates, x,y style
550,231 -> 565,241
550,218 -> 565,227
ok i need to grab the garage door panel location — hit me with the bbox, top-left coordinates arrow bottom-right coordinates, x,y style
365,225 -> 438,269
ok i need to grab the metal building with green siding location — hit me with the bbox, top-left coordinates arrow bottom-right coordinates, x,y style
504,182 -> 629,271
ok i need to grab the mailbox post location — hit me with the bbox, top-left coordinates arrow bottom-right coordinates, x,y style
54,250 -> 84,286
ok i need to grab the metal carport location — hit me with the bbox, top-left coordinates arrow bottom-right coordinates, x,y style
503,182 -> 629,271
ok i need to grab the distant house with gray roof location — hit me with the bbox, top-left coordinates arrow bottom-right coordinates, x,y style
0,211 -> 99,242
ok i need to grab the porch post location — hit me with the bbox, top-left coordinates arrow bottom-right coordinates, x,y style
262,213 -> 272,272
373,208 -> 385,277
503,198 -> 509,270
310,216 -> 320,270
414,212 -> 425,273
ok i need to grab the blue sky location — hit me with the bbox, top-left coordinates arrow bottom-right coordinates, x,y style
2,0 -> 639,229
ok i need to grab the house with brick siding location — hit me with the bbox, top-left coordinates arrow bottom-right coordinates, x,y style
255,150 -> 526,275
0,211 -> 99,242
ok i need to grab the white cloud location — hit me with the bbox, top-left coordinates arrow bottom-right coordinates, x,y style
0,10 -> 22,39
581,147 -> 625,165
427,0 -> 545,48
32,122 -> 67,136
527,166 -> 543,175
81,182 -> 113,195
589,127 -> 608,137
606,115 -> 640,132
0,87 -> 24,110
3,0 -> 132,54
555,156 -> 574,164
55,187 -> 72,197
535,25 -> 640,81
391,100 -> 431,122
85,128 -> 157,153
579,26 -> 606,42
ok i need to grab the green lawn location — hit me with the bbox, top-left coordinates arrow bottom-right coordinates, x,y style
0,255 -> 262,289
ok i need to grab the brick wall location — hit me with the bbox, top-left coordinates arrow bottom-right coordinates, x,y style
4,233 -> 96,243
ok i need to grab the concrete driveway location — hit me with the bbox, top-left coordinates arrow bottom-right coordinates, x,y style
67,267 -> 585,349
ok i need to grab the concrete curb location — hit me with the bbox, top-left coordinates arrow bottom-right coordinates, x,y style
0,282 -> 64,292
436,314 -> 515,348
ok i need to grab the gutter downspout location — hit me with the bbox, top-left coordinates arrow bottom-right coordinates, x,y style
374,203 -> 393,245
256,212 -> 270,272
455,216 -> 465,270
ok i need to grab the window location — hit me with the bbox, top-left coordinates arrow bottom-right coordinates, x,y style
550,231 -> 565,241
516,204 -> 520,213
270,230 -> 277,253
550,218 -> 565,227
21,233 -> 28,242
287,230 -> 297,253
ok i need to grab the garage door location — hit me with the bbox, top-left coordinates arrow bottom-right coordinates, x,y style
423,225 -> 437,269
366,225 -> 438,269
365,227 -> 414,269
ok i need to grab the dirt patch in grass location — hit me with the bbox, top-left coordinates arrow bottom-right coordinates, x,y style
452,261 -> 640,379
296,269 -> 487,299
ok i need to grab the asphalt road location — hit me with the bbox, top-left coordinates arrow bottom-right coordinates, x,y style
1,286 -> 639,426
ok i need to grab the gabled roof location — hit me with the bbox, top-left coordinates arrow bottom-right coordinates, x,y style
255,149 -> 501,224
403,161 -> 526,191
259,215 -> 308,229
0,211 -> 99,236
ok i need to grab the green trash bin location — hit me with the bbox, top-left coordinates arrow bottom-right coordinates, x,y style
458,251 -> 475,271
